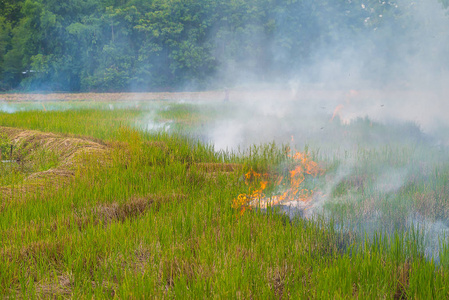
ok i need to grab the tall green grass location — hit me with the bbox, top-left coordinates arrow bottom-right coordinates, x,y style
0,107 -> 449,298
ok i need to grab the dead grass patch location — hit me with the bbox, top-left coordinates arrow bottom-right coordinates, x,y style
26,169 -> 75,181
129,243 -> 153,275
159,256 -> 214,291
19,273 -> 116,299
94,193 -> 186,224
34,274 -> 73,299
94,196 -> 154,223
394,261 -> 410,300
51,193 -> 187,232
8,128 -> 107,161
0,126 -> 109,199
267,263 -> 293,299
1,239 -> 66,266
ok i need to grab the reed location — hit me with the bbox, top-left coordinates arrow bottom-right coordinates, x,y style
1,104 -> 448,298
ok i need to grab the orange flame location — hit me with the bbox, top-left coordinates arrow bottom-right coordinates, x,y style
232,151 -> 324,215
330,89 -> 359,123
330,104 -> 344,122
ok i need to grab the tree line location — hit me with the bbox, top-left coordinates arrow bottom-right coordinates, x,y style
0,0 -> 446,92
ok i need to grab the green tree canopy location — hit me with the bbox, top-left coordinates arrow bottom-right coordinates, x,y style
0,0 -> 446,91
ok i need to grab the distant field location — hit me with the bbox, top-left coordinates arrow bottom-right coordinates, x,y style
0,89 -> 440,102
0,91 -> 224,102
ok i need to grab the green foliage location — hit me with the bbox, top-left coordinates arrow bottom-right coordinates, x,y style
0,0 -> 446,91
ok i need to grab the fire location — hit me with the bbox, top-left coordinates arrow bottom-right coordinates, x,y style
232,150 -> 324,215
330,104 -> 344,122
330,89 -> 359,123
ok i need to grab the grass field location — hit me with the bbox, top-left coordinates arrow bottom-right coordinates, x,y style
1,94 -> 449,298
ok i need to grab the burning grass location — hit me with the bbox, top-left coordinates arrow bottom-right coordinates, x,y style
233,149 -> 324,214
1,105 -> 449,298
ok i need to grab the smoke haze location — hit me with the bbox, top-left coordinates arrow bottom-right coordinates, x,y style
1,0 -> 449,261
198,0 -> 449,261
205,0 -> 449,148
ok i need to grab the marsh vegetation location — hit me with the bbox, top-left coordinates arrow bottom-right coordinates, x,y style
1,99 -> 449,298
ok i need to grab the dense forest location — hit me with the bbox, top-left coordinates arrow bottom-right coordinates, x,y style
0,0 -> 447,92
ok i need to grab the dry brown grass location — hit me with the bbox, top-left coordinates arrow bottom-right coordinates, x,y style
51,193 -> 187,232
1,239 -> 66,265
20,272 -> 116,299
0,91 -> 226,102
2,90 -> 430,103
94,196 -> 157,223
394,261 -> 410,300
267,263 -> 293,299
0,126 -> 109,200
34,274 -> 73,298
128,242 -> 153,275
8,128 -> 107,161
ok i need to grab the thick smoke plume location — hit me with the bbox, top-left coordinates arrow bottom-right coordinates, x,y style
207,0 -> 449,148
202,0 -> 449,261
